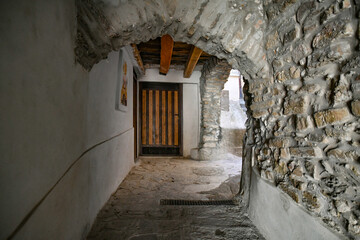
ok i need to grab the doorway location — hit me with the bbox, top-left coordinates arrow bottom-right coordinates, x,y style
140,82 -> 182,156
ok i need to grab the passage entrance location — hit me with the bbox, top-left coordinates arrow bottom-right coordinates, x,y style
140,82 -> 182,155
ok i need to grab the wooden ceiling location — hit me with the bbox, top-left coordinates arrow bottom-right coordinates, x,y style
133,36 -> 212,78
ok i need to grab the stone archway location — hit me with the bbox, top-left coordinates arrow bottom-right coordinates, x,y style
75,0 -> 269,79
75,0 -> 271,207
76,1 -> 360,239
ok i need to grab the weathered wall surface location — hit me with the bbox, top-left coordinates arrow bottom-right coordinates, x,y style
86,49 -> 135,223
139,69 -> 201,157
76,0 -> 269,80
0,1 -> 88,239
244,0 -> 360,239
0,0 -> 135,238
198,57 -> 232,159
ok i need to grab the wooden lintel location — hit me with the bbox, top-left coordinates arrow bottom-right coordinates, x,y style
160,35 -> 174,75
131,44 -> 145,74
183,46 -> 203,78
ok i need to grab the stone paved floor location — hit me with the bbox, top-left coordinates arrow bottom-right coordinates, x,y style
87,155 -> 265,240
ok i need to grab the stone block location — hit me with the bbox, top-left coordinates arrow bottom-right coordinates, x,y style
327,148 -> 358,162
303,18 -> 318,35
250,99 -> 275,111
319,5 -> 336,24
293,166 -> 303,177
314,107 -> 352,127
289,147 -> 323,158
351,100 -> 360,116
292,42 -> 312,63
312,21 -> 345,49
203,135 -> 217,142
296,1 -> 315,24
269,137 -> 294,148
340,0 -> 351,9
203,142 -> 217,148
297,84 -> 321,94
284,96 -> 309,115
276,70 -> 287,82
333,75 -> 352,105
272,59 -> 283,71
352,82 -> 360,98
283,26 -> 299,44
335,200 -> 351,213
314,161 -> 325,180
252,109 -> 268,119
302,191 -> 320,208
289,66 -> 301,79
279,183 -> 299,203
308,132 -> 324,142
296,115 -> 314,131
249,81 -> 266,93
265,31 -> 280,50
280,148 -> 290,159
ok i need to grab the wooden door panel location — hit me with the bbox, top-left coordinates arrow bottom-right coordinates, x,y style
161,90 -> 166,146
167,91 -> 173,146
155,90 -> 160,145
148,90 -> 153,145
174,91 -> 179,146
140,83 -> 181,155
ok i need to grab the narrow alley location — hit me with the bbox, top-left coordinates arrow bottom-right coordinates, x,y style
87,156 -> 264,239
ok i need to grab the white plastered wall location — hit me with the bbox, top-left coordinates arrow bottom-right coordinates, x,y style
0,1 -> 135,238
86,49 -> 135,222
138,69 -> 201,157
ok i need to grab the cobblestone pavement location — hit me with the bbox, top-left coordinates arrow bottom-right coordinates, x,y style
87,156 -> 265,240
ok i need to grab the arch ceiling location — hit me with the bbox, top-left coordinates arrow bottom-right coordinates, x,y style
76,0 -> 270,80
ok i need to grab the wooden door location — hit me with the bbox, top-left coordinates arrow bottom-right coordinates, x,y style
140,82 -> 182,155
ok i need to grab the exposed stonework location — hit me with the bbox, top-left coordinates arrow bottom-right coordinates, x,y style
75,0 -> 269,80
247,0 -> 360,238
198,57 -> 232,160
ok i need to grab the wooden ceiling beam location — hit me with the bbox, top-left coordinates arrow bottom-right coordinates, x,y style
183,46 -> 203,78
160,34 -> 174,75
131,44 -> 145,75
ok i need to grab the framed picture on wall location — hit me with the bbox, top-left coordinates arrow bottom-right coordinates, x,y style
115,49 -> 128,112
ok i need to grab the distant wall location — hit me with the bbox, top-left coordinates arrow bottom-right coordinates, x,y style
139,69 -> 201,157
0,1 -> 135,238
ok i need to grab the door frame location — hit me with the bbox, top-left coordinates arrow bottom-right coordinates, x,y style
133,70 -> 138,160
139,82 -> 183,156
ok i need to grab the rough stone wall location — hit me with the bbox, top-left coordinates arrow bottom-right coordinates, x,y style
243,0 -> 360,238
75,0 -> 269,80
199,57 -> 232,159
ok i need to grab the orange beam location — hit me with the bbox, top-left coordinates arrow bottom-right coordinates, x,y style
184,46 -> 203,78
160,35 -> 174,75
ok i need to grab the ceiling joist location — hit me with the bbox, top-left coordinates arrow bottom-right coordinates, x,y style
160,35 -> 174,75
183,46 -> 203,78
131,44 -> 145,75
